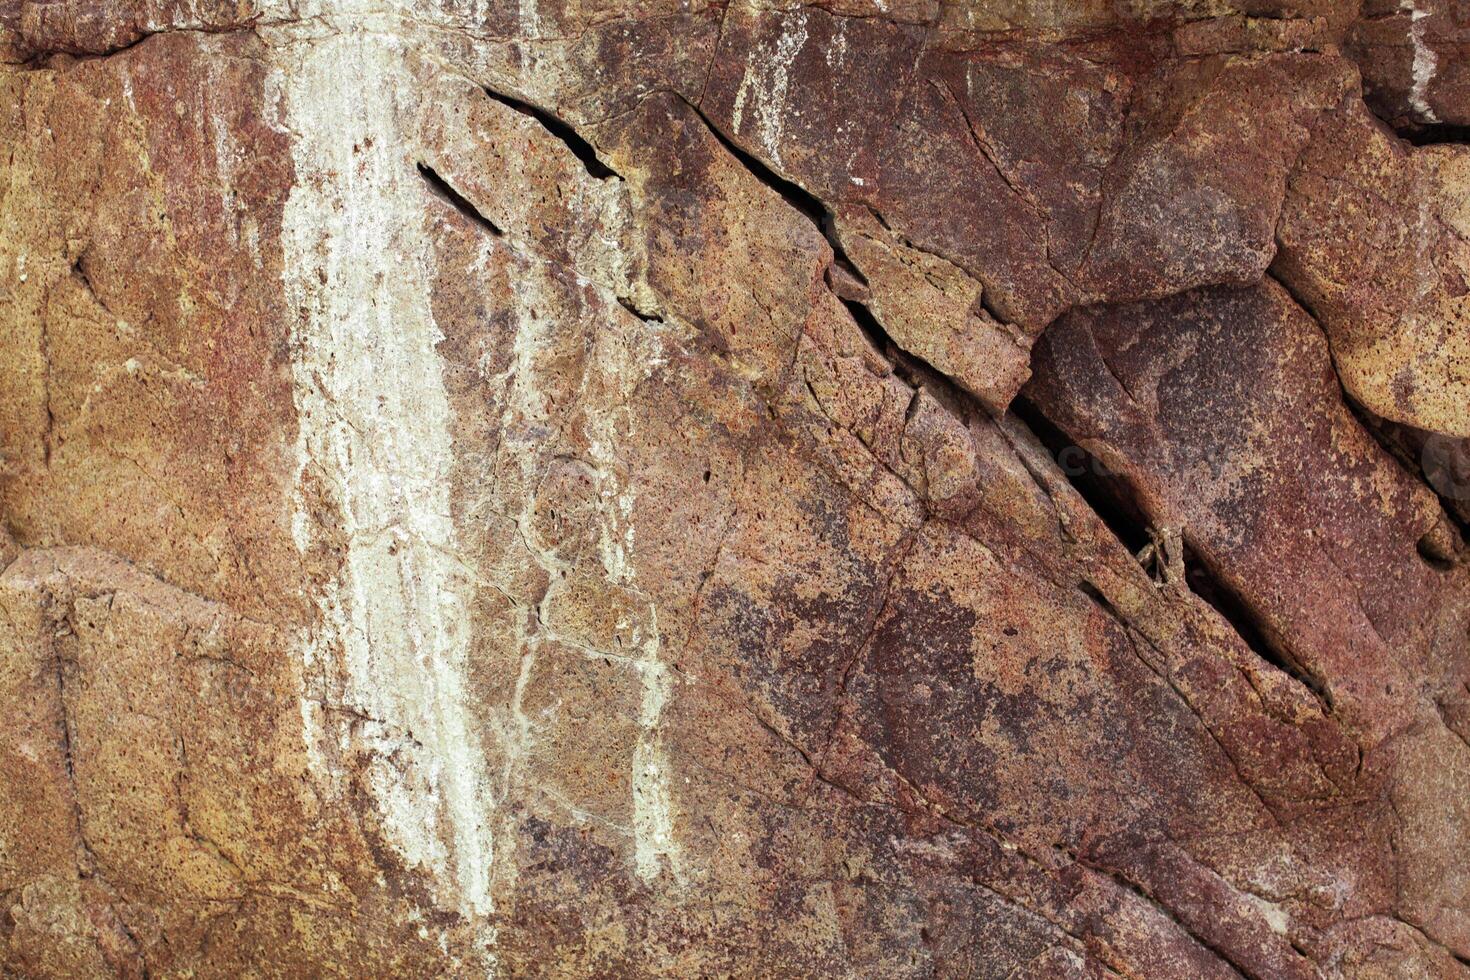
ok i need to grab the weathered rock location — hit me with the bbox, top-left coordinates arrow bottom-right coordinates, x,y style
1276,96 -> 1470,438
3,1 -> 1469,976
1348,0 -> 1470,129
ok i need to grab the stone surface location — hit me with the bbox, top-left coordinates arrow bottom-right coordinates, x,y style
2,1 -> 1469,976
1276,96 -> 1470,437
1348,0 -> 1470,129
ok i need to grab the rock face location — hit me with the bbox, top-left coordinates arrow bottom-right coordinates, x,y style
3,1 -> 1470,976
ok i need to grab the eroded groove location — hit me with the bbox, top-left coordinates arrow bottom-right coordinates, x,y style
482,87 -> 621,180
416,163 -> 503,236
37,306 -> 55,468
50,601 -> 98,879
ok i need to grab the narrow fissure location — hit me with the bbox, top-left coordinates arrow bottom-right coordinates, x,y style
617,295 -> 663,324
676,94 -> 865,284
1069,849 -> 1266,980
1179,542 -> 1335,711
416,162 -> 503,236
481,87 -> 621,180
841,295 -> 991,436
841,297 -> 914,384
675,92 -> 1020,430
1076,580 -> 1122,619
15,22 -> 254,68
37,301 -> 56,467
50,621 -> 97,878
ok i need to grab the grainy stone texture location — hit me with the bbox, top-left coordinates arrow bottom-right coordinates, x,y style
2,1 -> 1469,976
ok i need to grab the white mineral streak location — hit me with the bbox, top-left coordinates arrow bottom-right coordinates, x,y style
631,618 -> 679,882
492,258 -> 558,847
1403,0 -> 1442,123
492,221 -> 682,883
518,0 -> 543,38
583,329 -> 680,885
730,9 -> 808,168
277,15 -> 498,965
578,194 -> 682,885
445,90 -> 682,882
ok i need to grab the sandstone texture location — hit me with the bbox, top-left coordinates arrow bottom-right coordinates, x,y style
3,1 -> 1470,976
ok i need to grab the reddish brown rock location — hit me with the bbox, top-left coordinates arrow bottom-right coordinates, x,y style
1348,0 -> 1470,129
1275,96 -> 1470,438
3,1 -> 1469,976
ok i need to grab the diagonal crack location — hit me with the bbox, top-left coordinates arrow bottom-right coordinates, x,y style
416,162 -> 503,236
1267,267 -> 1470,556
672,92 -> 866,281
1078,580 -> 1293,828
1069,849 -> 1255,980
481,86 -> 622,180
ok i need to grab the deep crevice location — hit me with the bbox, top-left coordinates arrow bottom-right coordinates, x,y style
1417,533 -> 1458,572
1343,396 -> 1470,541
1397,123 -> 1470,146
481,87 -> 621,180
841,297 -> 912,382
675,92 -> 1001,420
1180,542 -> 1335,711
1271,266 -> 1470,555
974,284 -> 1012,327
416,162 -> 503,236
1076,580 -> 1121,619
841,295 -> 986,432
1016,396 -> 1335,712
1009,397 -> 1150,554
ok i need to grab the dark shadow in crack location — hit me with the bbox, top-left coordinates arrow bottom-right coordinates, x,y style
416,162 -> 503,237
1397,123 -> 1470,146
482,87 -> 622,180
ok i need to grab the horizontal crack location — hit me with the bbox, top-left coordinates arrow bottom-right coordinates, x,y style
1395,122 -> 1470,146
